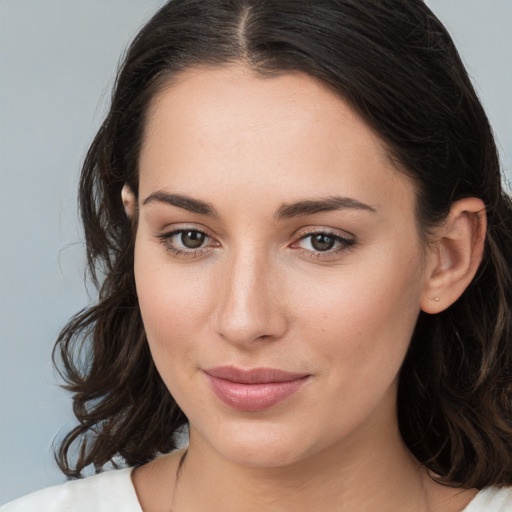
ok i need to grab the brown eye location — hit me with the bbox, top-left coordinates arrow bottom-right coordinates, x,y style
293,230 -> 355,258
310,234 -> 335,251
158,228 -> 216,257
181,230 -> 206,248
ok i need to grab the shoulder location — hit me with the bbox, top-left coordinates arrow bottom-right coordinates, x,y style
1,468 -> 141,512
464,486 -> 512,512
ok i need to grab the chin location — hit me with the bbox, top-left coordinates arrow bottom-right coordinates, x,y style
190,417 -> 322,469
219,441 -> 307,469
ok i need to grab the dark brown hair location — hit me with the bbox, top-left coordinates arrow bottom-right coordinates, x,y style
53,0 -> 512,487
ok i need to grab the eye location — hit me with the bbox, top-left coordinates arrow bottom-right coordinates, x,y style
292,230 -> 355,259
305,233 -> 338,252
157,228 -> 216,257
177,230 -> 206,249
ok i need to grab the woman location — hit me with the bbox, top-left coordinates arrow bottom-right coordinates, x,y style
3,0 -> 512,510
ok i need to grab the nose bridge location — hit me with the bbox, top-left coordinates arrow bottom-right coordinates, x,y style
215,243 -> 285,345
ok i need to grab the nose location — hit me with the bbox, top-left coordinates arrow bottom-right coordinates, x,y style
213,249 -> 288,347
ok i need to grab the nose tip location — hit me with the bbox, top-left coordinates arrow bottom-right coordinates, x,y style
217,317 -> 274,346
214,255 -> 287,347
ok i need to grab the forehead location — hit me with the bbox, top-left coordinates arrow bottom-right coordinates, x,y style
138,64 -> 415,216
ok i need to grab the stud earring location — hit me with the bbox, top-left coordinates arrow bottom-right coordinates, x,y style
433,296 -> 440,302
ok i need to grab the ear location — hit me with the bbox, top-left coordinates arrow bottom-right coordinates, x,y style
420,197 -> 486,314
121,184 -> 137,219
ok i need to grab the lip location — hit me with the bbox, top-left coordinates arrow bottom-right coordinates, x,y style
203,366 -> 311,412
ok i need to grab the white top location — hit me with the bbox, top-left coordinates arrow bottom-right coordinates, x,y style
2,467 -> 512,511
0,469 -> 141,512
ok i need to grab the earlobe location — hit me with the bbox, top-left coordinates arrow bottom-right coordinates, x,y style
420,198 -> 487,314
121,184 -> 137,219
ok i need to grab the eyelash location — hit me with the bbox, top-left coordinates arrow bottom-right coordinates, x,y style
156,228 -> 355,260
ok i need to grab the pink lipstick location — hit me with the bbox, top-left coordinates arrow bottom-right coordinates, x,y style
203,366 -> 310,412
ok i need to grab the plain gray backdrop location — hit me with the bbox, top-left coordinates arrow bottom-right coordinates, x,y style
1,0 -> 511,505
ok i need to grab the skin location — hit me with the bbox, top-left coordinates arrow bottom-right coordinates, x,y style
127,65 -> 485,511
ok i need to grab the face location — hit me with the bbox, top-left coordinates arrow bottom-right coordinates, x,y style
134,65 -> 429,468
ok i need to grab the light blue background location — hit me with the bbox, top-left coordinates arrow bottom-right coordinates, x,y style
1,0 -> 511,505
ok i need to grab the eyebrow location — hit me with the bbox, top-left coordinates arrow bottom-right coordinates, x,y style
142,191 -> 218,216
142,191 -> 376,219
274,196 -> 376,220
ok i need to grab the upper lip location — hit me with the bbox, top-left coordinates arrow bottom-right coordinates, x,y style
203,366 -> 310,384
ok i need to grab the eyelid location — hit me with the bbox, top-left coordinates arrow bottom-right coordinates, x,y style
293,226 -> 355,240
158,221 -> 214,235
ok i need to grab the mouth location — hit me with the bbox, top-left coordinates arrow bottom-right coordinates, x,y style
203,366 -> 311,412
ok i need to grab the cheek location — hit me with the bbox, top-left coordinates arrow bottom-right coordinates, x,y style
134,242 -> 213,367
291,259 -> 423,442
294,247 -> 423,380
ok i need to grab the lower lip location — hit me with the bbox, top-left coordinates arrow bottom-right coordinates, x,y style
205,374 -> 310,412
